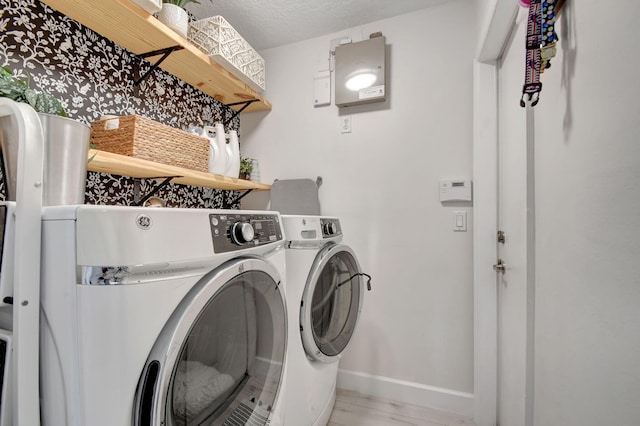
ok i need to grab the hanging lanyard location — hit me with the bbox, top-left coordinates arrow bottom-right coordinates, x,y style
520,0 -> 543,107
520,0 -> 558,107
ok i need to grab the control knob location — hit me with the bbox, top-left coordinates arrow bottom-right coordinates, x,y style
231,222 -> 255,244
323,222 -> 337,236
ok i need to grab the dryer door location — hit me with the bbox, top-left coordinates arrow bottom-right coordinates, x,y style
134,257 -> 286,426
300,243 -> 363,363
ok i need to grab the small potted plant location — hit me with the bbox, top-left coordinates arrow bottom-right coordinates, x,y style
239,157 -> 254,180
0,66 -> 65,116
0,65 -> 92,205
157,0 -> 212,38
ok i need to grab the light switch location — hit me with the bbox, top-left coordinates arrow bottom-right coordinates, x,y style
453,210 -> 467,232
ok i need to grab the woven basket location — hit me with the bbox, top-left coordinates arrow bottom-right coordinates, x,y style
188,16 -> 265,92
90,115 -> 209,172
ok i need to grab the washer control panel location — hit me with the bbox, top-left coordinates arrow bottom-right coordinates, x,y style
320,218 -> 342,238
210,213 -> 283,253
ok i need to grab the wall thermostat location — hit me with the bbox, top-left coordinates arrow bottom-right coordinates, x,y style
439,179 -> 472,202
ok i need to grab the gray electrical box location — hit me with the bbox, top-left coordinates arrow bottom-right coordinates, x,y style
335,35 -> 386,107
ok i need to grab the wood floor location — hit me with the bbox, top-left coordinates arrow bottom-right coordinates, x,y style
327,389 -> 476,426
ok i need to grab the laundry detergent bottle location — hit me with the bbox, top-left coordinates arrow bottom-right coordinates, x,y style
203,123 -> 228,175
225,130 -> 240,179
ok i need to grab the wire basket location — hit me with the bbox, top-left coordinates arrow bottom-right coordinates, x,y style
90,115 -> 209,172
188,16 -> 265,92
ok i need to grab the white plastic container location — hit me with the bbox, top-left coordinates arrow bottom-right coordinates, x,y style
202,124 -> 228,175
225,130 -> 240,179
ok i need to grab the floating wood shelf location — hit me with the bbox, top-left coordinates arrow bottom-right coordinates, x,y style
88,150 -> 271,191
41,0 -> 271,113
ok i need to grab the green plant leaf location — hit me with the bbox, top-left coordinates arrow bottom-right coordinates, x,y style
34,93 -> 65,116
0,66 -> 13,80
0,80 -> 27,101
24,88 -> 38,107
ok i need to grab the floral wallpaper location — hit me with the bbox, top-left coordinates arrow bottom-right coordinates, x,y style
0,0 -> 242,208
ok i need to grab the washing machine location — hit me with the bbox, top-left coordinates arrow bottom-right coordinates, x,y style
281,215 -> 369,426
39,205 -> 288,426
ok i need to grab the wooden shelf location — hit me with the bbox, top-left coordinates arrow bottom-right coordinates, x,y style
88,150 -> 271,191
41,0 -> 271,113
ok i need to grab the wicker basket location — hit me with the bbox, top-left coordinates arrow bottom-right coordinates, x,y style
90,115 -> 209,172
188,16 -> 265,92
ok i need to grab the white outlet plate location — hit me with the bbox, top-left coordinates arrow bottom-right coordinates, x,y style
340,115 -> 352,133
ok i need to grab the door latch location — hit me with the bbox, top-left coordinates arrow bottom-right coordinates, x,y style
497,230 -> 505,244
493,259 -> 506,274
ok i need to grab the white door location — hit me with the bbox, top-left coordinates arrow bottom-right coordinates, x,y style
496,16 -> 534,426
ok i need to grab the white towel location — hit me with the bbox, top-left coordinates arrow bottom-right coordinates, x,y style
173,360 -> 235,421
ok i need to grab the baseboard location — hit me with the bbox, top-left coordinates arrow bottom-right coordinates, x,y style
336,369 -> 474,418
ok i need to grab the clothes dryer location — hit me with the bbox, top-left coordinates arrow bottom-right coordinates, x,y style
39,205 -> 288,426
281,215 -> 369,426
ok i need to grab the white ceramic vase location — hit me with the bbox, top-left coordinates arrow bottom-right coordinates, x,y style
157,3 -> 188,38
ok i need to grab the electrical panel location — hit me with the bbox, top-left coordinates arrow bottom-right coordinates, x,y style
335,35 -> 386,107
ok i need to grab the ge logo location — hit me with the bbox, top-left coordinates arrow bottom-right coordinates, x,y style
136,214 -> 152,230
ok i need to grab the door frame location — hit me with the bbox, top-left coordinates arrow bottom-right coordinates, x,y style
473,1 -> 520,425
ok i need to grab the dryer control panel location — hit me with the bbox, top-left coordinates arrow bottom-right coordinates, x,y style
210,213 -> 283,253
320,218 -> 342,238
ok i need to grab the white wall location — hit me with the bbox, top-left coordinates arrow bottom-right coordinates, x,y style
240,0 -> 477,414
530,1 -> 640,424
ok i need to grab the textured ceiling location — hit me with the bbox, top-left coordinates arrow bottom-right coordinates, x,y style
187,0 -> 452,51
